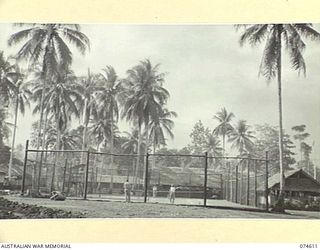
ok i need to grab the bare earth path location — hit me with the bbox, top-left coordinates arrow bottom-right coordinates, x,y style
4,195 -> 320,219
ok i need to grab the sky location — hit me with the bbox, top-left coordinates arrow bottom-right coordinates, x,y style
1,23 -> 320,161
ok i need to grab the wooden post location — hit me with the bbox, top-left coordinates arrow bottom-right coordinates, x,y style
235,164 -> 239,203
254,160 -> 258,207
21,140 -> 29,195
265,151 -> 269,211
84,150 -> 90,200
247,158 -> 250,206
144,153 -> 149,203
203,152 -> 208,207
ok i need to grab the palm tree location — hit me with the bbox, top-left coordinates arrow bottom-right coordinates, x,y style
8,66 -> 32,179
205,134 -> 223,169
0,52 -> 17,148
149,108 -> 177,152
237,23 -> 320,211
228,120 -> 255,204
96,66 -> 122,192
122,59 -> 169,187
122,130 -> 139,179
44,68 -> 81,151
8,24 -> 90,153
213,107 -> 235,157
77,69 -> 98,161
229,120 -> 255,156
41,67 -> 82,190
149,108 -> 177,169
46,126 -> 82,150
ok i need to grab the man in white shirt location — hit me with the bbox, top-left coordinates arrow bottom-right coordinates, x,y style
123,179 -> 131,203
152,185 -> 157,198
169,184 -> 176,204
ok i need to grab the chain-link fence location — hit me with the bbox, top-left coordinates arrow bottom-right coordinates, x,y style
21,140 -> 271,210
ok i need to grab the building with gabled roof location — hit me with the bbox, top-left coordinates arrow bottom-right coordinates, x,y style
257,168 -> 320,207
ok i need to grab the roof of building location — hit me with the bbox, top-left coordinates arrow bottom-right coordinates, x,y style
257,168 -> 320,192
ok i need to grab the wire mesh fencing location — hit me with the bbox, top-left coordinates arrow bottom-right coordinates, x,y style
21,140 -> 271,210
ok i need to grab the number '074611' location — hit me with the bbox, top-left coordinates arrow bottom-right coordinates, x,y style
300,244 -> 318,248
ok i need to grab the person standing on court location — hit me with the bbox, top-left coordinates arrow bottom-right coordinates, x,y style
169,184 -> 176,204
124,179 -> 131,202
152,185 -> 157,198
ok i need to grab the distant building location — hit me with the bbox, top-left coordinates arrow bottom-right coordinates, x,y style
258,169 -> 320,207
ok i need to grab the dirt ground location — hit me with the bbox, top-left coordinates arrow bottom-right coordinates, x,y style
3,195 -> 320,219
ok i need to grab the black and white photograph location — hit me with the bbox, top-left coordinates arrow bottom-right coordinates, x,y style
0,23 -> 320,219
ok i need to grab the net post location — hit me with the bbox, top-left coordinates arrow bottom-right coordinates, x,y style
21,140 -> 29,195
246,157 -> 250,205
235,164 -> 239,203
144,153 -> 149,203
203,152 -> 208,207
265,151 -> 269,211
84,150 -> 90,200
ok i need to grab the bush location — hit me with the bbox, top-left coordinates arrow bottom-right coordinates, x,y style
284,198 -> 305,210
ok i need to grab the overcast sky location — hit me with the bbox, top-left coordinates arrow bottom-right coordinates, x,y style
1,23 -> 320,160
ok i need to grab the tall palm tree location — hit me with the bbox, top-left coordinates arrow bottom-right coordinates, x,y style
96,66 -> 122,192
8,66 -> 32,179
41,67 -> 82,190
149,108 -> 177,169
213,107 -> 235,157
0,52 -> 17,148
237,23 -> 320,211
122,59 -> 169,187
8,24 -> 90,153
228,120 -> 255,204
77,69 -> 98,161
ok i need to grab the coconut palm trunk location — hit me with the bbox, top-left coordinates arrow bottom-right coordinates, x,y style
134,125 -> 142,189
8,94 -> 19,179
143,122 -> 150,189
34,47 -> 51,190
274,26 -> 285,211
81,100 -> 88,163
37,111 -> 48,192
110,108 -> 114,193
152,130 -> 156,169
51,110 -> 61,192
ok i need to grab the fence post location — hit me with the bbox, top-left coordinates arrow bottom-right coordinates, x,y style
84,150 -> 90,200
21,140 -> 29,195
247,157 -> 250,206
144,153 -> 149,203
203,152 -> 208,207
37,151 -> 44,193
220,174 -> 223,199
265,151 -> 269,212
62,158 -> 68,193
235,164 -> 238,203
228,162 -> 233,202
254,160 -> 258,207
